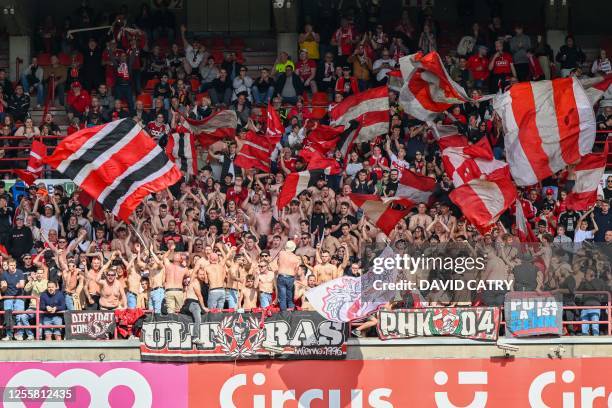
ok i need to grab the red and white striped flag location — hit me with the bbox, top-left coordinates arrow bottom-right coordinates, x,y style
396,170 -> 437,203
387,70 -> 403,92
234,131 -> 271,172
14,140 -> 47,185
580,74 -> 612,105
298,147 -> 342,175
266,104 -> 284,146
515,199 -> 537,242
441,139 -> 510,188
44,119 -> 182,221
449,177 -> 517,234
493,77 -> 596,186
565,144 -> 608,211
277,169 -> 324,208
349,194 -> 416,235
183,110 -> 238,148
329,86 -> 389,143
399,52 -> 489,121
335,120 -> 362,166
303,123 -> 343,155
431,123 -> 469,150
165,133 -> 198,176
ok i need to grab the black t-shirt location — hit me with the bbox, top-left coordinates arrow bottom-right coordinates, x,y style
331,214 -> 358,238
0,206 -> 14,233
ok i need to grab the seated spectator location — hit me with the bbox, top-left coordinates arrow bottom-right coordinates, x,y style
189,95 -> 212,120
180,24 -> 208,77
372,48 -> 396,85
591,49 -> 611,76
9,85 -> 32,125
295,49 -> 317,94
39,280 -> 66,341
147,113 -> 171,146
0,69 -> 12,99
43,55 -> 66,107
20,57 -> 44,108
450,57 -> 473,90
15,118 -> 41,144
199,56 -> 219,92
316,52 -> 338,94
335,66 -> 359,97
347,44 -> 373,91
526,49 -> 545,81
41,113 -> 61,136
132,99 -> 151,124
232,67 -> 253,101
222,52 -> 245,82
298,24 -> 320,60
209,69 -> 232,107
252,68 -> 275,105
153,73 -> 172,110
275,65 -> 304,105
466,46 -> 489,90
96,83 -> 114,113
273,52 -> 295,77
165,43 -> 185,79
556,36 -> 585,78
66,81 -> 91,117
231,92 -> 252,126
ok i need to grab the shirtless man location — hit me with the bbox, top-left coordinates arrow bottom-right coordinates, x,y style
139,246 -> 165,313
152,204 -> 174,233
276,240 -> 301,310
98,262 -> 127,310
250,199 -> 273,238
182,269 -> 209,344
62,258 -> 84,311
337,223 -> 359,257
125,246 -> 144,309
281,201 -> 304,238
225,249 -> 246,309
314,244 -> 345,284
295,233 -> 316,262
241,235 -> 261,261
201,246 -> 229,308
295,274 -> 318,311
268,235 -> 283,260
254,258 -> 276,307
239,275 -> 258,310
85,256 -> 104,310
163,240 -> 190,313
408,203 -> 433,232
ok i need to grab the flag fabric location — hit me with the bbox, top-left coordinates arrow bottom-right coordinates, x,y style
329,86 -> 389,142
336,120 -> 362,166
300,148 -> 342,175
183,110 -> 237,148
165,132 -> 198,176
266,104 -> 284,146
277,169 -> 322,208
44,118 -> 183,221
565,144 -> 608,211
449,177 -> 517,234
399,51 -> 489,121
14,140 -> 47,185
515,199 -> 537,242
395,170 -> 437,202
580,74 -> 612,105
493,77 -> 596,186
431,123 -> 469,150
387,70 -> 403,92
306,246 -> 399,322
349,193 -> 416,235
234,131 -> 272,172
441,139 -> 510,188
303,123 -> 343,153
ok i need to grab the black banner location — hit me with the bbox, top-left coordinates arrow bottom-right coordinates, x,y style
140,311 -> 348,361
64,311 -> 116,340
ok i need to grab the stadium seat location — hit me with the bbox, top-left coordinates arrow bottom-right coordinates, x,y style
195,92 -> 209,102
37,53 -> 51,66
211,50 -> 224,64
235,51 -> 245,64
145,79 -> 159,90
58,53 -> 72,66
190,78 -> 201,91
211,37 -> 225,50
137,93 -> 153,109
228,37 -> 245,50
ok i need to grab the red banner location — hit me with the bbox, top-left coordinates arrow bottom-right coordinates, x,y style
188,358 -> 612,407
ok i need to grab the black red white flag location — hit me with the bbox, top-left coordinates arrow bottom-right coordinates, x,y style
183,110 -> 238,148
166,132 -> 198,176
44,119 -> 182,220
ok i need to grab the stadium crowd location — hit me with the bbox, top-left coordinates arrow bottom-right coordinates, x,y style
0,1 -> 610,341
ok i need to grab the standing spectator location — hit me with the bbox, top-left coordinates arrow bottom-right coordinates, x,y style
101,40 -> 120,89
418,23 -> 437,54
165,43 -> 185,79
1,259 -> 27,341
296,49 -> 318,94
209,69 -> 232,107
593,200 -> 610,242
347,44 -> 372,91
509,25 -> 531,81
591,49 -> 611,76
7,84 -> 30,122
335,66 -> 359,97
316,52 -> 337,94
126,37 -> 144,95
43,55 -> 66,107
298,24 -> 320,60
20,57 -> 44,109
144,45 -> 167,83
534,34 -> 554,80
180,25 -> 208,77
390,36 -> 409,62
275,66 -> 304,105
276,240 -> 300,311
66,82 -> 91,117
252,68 -> 275,105
573,208 -> 598,243
0,69 -> 13,98
114,51 -> 134,112
80,38 -> 103,91
466,46 -> 489,90
231,92 -> 252,126
232,67 -> 253,101
577,269 -> 606,336
331,17 -> 358,67
372,48 -> 396,85
152,3 -> 176,42
450,57 -> 473,90
6,216 -> 33,261
222,52 -> 245,82
488,40 -> 516,91
199,56 -> 219,92
526,49 -> 545,81
39,280 -> 66,341
556,36 -> 585,77
65,56 -> 83,90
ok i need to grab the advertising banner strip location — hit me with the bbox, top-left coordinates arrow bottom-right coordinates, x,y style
504,291 -> 563,337
377,307 -> 500,341
140,310 -> 348,361
64,311 -> 116,340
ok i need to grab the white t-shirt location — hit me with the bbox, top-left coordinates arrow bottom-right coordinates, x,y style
373,58 -> 396,82
573,229 -> 593,243
39,215 -> 59,239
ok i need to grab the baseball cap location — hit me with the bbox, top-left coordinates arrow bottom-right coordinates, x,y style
284,241 -> 297,252
546,188 -> 554,195
71,81 -> 81,88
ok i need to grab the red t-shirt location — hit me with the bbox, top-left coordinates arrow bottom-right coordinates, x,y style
334,26 -> 356,56
296,59 -> 316,82
491,53 -> 513,75
466,55 -> 489,80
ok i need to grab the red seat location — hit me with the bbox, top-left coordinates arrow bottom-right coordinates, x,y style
137,93 -> 153,109
195,92 -> 209,102
36,53 -> 52,66
72,53 -> 84,65
211,50 -> 224,64
157,37 -> 170,49
211,37 -> 225,50
168,78 -> 176,85
144,79 -> 159,90
235,51 -> 245,64
190,78 -> 201,91
58,53 -> 72,66
228,38 -> 245,50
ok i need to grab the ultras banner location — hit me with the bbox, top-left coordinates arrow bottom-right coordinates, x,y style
139,310 -> 348,361
64,310 -> 116,340
377,307 -> 500,341
504,292 -> 563,337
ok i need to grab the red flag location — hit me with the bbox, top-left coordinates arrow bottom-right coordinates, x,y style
277,169 -> 324,208
165,132 -> 198,176
183,110 -> 238,148
395,170 -> 437,203
234,131 -> 271,172
565,143 -> 608,210
493,77 -> 596,186
441,140 -> 510,188
450,178 -> 517,234
44,119 -> 182,221
266,104 -> 284,147
515,199 -> 537,242
14,140 -> 48,185
349,194 -> 416,235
